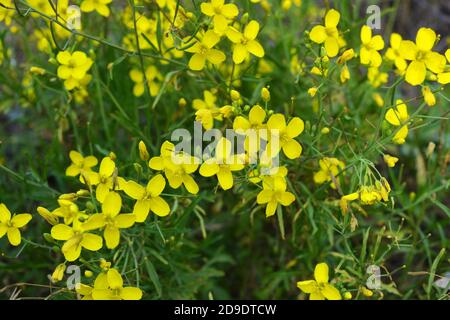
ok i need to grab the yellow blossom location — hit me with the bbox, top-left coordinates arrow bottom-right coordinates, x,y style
199,137 -> 245,190
313,157 -> 345,189
200,0 -> 239,34
256,176 -> 295,217
123,174 -> 171,222
309,9 -> 341,57
360,25 -> 385,67
83,192 -> 136,249
384,154 -> 399,168
265,114 -> 304,160
80,0 -> 112,17
0,203 -> 32,246
226,20 -> 265,64
297,263 -> 342,300
56,51 -> 93,90
51,219 -> 103,261
185,30 -> 226,71
399,28 -> 446,86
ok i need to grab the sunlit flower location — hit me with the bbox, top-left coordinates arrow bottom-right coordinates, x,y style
360,25 -> 384,67
0,203 -> 32,246
256,176 -> 295,217
123,174 -> 171,222
226,20 -> 265,64
297,263 -> 342,300
309,9 -> 341,57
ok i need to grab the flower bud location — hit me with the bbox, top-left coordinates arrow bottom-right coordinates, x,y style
261,87 -> 270,102
138,140 -> 150,161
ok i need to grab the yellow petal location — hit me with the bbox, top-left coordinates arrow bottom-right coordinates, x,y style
7,227 -> 21,246
278,191 -> 295,206
115,214 -> 136,228
321,284 -> 342,300
233,43 -> 248,64
149,196 -> 170,217
286,117 -> 304,138
56,51 -> 71,65
120,287 -> 143,300
133,200 -> 151,222
51,224 -> 75,240
246,40 -> 265,58
405,60 -> 426,86
267,114 -> 286,131
202,30 -> 221,49
107,268 -> 123,289
189,53 -> 206,71
102,192 -> 122,217
416,27 -> 436,52
147,174 -> 166,197
200,2 -> 214,16
182,174 -> 199,195
123,181 -> 145,200
199,160 -> 220,177
0,203 -> 11,223
309,25 -> 326,44
360,25 -> 372,44
206,49 -> 226,64
297,280 -> 319,294
11,214 -> 32,228
265,200 -> 278,217
325,9 -> 340,28
249,105 -> 266,125
81,233 -> 103,251
314,262 -> 329,283
310,291 -> 325,300
244,20 -> 260,40
222,4 -> 238,18
104,225 -> 120,249
99,157 -> 115,177
217,167 -> 233,190
282,139 -> 302,159
399,40 -> 418,60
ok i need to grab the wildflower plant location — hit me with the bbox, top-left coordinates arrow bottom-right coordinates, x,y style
0,0 -> 449,302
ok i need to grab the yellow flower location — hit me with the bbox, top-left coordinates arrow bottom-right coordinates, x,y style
129,66 -> 162,97
384,154 -> 399,168
37,206 -> 60,225
368,67 -> 389,88
199,137 -> 245,190
149,141 -> 200,195
399,28 -> 446,86
56,51 -> 93,90
261,87 -> 270,101
86,156 -> 117,203
309,9 -> 341,57
82,268 -> 143,300
200,0 -> 239,34
256,176 -> 295,217
0,0 -> 14,26
297,263 -> 342,300
385,99 -> 409,145
83,192 -> 136,249
313,157 -> 345,189
360,25 -> 384,67
307,87 -> 318,97
340,64 -> 350,83
226,20 -> 265,64
337,49 -> 355,64
265,114 -> 304,160
138,140 -> 150,161
80,0 -> 112,17
185,30 -> 226,71
0,203 -> 32,246
385,33 -> 407,71
437,49 -> 450,84
193,90 -> 222,129
51,219 -> 103,261
123,174 -> 171,222
51,263 -> 66,283
422,86 -> 436,106
65,150 -> 98,183
233,105 -> 266,132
